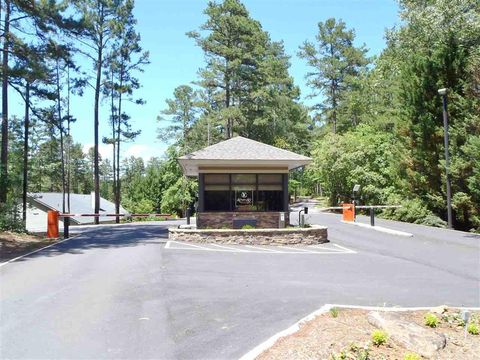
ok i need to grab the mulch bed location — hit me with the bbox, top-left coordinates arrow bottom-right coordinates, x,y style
0,231 -> 56,261
257,307 -> 480,360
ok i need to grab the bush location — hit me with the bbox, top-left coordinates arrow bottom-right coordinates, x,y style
467,322 -> 479,335
371,329 -> 388,346
382,197 -> 446,228
330,307 -> 339,318
424,313 -> 439,328
241,224 -> 255,230
404,353 -> 421,360
0,202 -> 25,232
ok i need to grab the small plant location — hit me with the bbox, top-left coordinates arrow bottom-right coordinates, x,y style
371,329 -> 388,346
424,313 -> 438,328
443,312 -> 465,326
330,307 -> 339,318
404,353 -> 421,360
241,224 -> 255,230
332,343 -> 369,360
467,322 -> 479,335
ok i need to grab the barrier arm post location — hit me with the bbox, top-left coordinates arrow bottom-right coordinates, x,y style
64,215 -> 70,239
47,210 -> 59,239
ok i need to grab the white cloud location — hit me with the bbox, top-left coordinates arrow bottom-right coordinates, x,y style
123,144 -> 161,162
81,143 -> 164,163
82,143 -> 114,162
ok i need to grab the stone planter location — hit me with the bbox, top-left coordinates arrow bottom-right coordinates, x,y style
168,225 -> 328,246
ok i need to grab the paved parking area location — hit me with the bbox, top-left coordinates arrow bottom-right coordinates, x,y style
165,240 -> 356,254
1,219 -> 478,359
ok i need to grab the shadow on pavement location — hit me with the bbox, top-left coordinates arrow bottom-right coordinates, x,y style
4,223 -> 174,264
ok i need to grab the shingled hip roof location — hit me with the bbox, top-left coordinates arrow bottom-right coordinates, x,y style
178,136 -> 312,176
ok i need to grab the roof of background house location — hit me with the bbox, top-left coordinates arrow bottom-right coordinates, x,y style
178,136 -> 312,176
27,192 -> 127,224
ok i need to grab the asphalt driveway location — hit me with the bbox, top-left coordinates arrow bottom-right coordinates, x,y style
1,217 -> 479,359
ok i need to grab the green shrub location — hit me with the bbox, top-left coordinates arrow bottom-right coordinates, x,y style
241,224 -> 255,230
467,322 -> 479,335
404,353 -> 421,360
382,196 -> 446,228
371,329 -> 388,346
424,313 -> 439,328
330,307 -> 339,318
0,202 -> 25,232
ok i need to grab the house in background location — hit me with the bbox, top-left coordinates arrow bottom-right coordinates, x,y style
26,192 -> 127,232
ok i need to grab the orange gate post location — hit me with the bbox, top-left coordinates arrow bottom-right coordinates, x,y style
342,203 -> 355,222
47,210 -> 59,239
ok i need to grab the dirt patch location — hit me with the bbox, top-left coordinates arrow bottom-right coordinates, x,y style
257,308 -> 480,360
0,231 -> 56,261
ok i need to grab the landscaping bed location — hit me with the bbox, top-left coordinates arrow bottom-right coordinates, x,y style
0,231 -> 55,261
168,225 -> 328,245
257,307 -> 479,360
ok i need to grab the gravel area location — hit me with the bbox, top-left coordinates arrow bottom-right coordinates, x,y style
257,308 -> 480,360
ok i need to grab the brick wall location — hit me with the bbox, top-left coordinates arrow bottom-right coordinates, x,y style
197,211 -> 290,229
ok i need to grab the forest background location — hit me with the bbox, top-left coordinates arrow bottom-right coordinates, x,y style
1,0 -> 479,232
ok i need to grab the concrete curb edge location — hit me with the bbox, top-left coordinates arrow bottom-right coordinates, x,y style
341,221 -> 414,237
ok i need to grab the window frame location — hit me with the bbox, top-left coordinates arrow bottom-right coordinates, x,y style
201,173 -> 286,212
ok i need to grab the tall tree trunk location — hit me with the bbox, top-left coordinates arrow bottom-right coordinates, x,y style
331,79 -> 337,134
56,60 -> 66,214
93,26 -> 104,224
225,68 -> 231,139
0,0 -> 10,204
22,82 -> 30,224
115,68 -> 123,222
66,67 -> 71,213
110,67 -> 118,223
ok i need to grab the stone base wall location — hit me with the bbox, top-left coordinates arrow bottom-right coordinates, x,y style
168,226 -> 328,246
197,211 -> 289,229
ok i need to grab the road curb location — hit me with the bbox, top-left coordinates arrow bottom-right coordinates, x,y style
341,221 -> 413,237
239,303 -> 480,360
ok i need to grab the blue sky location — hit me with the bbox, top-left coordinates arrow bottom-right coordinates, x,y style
10,0 -> 400,162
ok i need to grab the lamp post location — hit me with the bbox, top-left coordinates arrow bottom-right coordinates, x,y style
438,88 -> 453,229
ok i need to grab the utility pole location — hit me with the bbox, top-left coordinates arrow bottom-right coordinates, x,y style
438,88 -> 453,229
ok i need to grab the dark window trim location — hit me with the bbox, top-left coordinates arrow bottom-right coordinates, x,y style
202,173 -> 287,212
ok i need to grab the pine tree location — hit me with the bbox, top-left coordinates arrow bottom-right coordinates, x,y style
158,85 -> 199,153
103,0 -> 148,222
187,0 -> 268,138
74,0 -> 127,223
298,18 -> 369,134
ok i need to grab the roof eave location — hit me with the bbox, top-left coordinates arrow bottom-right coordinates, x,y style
178,158 -> 312,176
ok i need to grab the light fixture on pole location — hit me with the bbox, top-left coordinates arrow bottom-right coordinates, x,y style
438,88 -> 453,229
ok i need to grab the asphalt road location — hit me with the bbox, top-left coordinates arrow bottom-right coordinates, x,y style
1,217 -> 479,359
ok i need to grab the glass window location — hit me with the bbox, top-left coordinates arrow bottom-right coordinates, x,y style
205,174 -> 229,184
202,173 -> 285,212
258,174 -> 282,184
257,190 -> 284,211
258,184 -> 282,191
232,189 -> 256,211
204,191 -> 230,211
205,184 -> 229,191
232,174 -> 256,184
